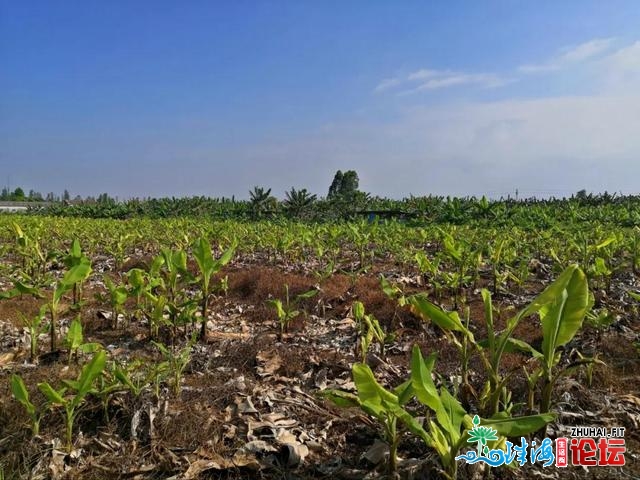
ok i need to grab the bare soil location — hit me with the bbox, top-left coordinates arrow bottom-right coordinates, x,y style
0,256 -> 638,479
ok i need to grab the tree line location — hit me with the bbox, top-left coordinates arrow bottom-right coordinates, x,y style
8,170 -> 640,226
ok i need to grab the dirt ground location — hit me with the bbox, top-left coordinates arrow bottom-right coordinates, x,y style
0,255 -> 639,479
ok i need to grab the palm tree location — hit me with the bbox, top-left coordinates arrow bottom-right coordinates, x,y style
283,187 -> 317,218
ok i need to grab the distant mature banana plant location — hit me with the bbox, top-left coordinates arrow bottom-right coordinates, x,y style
249,186 -> 276,218
283,187 -> 317,218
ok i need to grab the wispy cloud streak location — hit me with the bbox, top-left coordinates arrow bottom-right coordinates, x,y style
518,37 -> 615,73
375,69 -> 510,94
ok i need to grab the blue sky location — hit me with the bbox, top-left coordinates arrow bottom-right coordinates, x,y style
2,1 -> 640,199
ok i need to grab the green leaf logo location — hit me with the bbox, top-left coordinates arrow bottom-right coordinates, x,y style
468,415 -> 499,456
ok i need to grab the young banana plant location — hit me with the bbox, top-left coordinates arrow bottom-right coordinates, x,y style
11,222 -> 47,280
192,237 -> 236,339
500,265 -> 590,413
352,300 -> 393,361
127,267 -> 163,325
10,374 -> 42,436
65,316 -> 102,364
152,333 -> 197,397
62,239 -> 91,305
380,276 -> 407,326
0,262 -> 91,352
38,350 -> 106,452
324,362 -> 428,473
409,346 -> 554,479
103,276 -> 128,329
408,265 -> 590,417
325,345 -> 553,478
153,248 -> 193,332
415,251 -> 443,299
267,284 -> 317,337
49,260 -> 92,352
438,229 -> 481,307
110,359 -> 154,398
18,306 -> 48,362
0,281 -> 43,301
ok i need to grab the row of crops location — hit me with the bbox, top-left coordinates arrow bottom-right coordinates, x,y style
0,213 -> 638,478
3,214 -> 640,290
0,213 -> 640,276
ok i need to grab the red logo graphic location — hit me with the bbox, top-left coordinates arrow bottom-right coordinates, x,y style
560,437 -> 627,466
555,438 -> 568,467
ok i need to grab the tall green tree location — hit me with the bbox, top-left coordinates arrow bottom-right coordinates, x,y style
341,170 -> 359,197
328,170 -> 344,198
328,170 -> 359,200
12,187 -> 25,201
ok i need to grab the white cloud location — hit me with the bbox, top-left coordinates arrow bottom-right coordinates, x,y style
408,96 -> 640,165
375,68 -> 510,94
410,73 -> 510,92
376,38 -> 617,95
607,40 -> 640,69
407,69 -> 442,81
598,40 -> 640,91
376,37 -> 627,96
519,37 -> 615,73
561,38 -> 615,62
238,37 -> 640,198
227,93 -> 640,198
374,77 -> 403,92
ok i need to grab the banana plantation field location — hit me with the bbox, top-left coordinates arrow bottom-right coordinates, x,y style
0,214 -> 639,479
